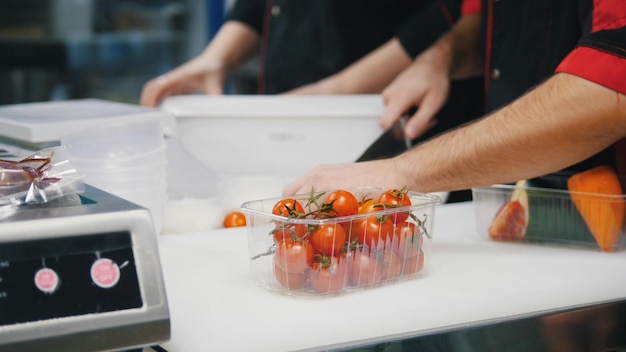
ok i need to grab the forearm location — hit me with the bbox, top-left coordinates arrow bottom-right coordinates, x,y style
447,14 -> 483,79
140,21 -> 261,105
332,38 -> 412,94
287,38 -> 412,95
196,21 -> 261,72
396,73 -> 626,192
427,13 -> 482,80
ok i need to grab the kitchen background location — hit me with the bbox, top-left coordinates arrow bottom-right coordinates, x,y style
0,0 -> 255,106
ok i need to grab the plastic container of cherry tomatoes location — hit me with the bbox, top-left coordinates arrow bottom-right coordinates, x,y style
240,187 -> 441,297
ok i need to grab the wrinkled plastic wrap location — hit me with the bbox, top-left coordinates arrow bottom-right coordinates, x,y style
0,147 -> 84,208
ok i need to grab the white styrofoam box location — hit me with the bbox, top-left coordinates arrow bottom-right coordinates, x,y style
160,95 -> 386,177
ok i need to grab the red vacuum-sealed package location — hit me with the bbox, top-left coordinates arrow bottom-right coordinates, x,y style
0,147 -> 84,207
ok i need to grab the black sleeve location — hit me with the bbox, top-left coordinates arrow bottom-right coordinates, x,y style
227,0 -> 266,34
396,0 -> 463,58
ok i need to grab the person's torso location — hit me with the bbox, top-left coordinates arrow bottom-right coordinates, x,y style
480,0 -> 622,175
260,0 -> 426,94
481,0 -> 586,111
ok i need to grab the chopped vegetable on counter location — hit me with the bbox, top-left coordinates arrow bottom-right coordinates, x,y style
567,166 -> 625,252
488,180 -> 529,241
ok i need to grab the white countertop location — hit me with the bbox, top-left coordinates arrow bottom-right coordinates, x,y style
157,201 -> 626,352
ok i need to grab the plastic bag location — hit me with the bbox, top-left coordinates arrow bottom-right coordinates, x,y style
0,146 -> 84,207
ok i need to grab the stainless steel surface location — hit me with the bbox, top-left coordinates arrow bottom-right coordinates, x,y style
335,299 -> 626,352
0,185 -> 170,352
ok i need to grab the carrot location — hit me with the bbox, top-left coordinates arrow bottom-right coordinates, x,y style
567,166 -> 625,252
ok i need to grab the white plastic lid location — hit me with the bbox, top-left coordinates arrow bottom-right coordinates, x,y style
0,98 -> 176,143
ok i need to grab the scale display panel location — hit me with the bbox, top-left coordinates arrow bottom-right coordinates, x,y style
0,231 -> 143,325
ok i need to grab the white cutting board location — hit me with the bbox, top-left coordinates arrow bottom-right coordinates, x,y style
157,202 -> 626,351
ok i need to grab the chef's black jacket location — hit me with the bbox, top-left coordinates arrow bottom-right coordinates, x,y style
477,0 -> 626,178
229,0 -> 465,94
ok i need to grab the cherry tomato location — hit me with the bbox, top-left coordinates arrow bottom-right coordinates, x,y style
308,255 -> 348,294
391,221 -> 423,260
400,249 -> 425,276
380,249 -> 402,281
347,248 -> 382,287
223,211 -> 247,228
274,238 -> 314,274
379,188 -> 412,224
358,198 -> 383,214
351,216 -> 394,249
391,221 -> 426,275
309,223 -> 347,256
272,223 -> 308,243
272,198 -> 305,218
274,261 -> 308,290
325,190 -> 359,218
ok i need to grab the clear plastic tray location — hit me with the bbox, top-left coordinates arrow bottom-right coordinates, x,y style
240,188 -> 441,297
472,183 -> 626,252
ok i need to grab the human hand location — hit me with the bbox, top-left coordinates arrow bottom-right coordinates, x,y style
379,48 -> 451,140
140,57 -> 227,107
282,159 -> 409,196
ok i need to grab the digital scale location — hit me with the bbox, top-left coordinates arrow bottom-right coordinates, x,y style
0,99 -> 173,351
0,185 -> 170,352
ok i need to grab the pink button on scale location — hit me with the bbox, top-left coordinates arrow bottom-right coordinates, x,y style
90,258 -> 120,289
34,267 -> 60,294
